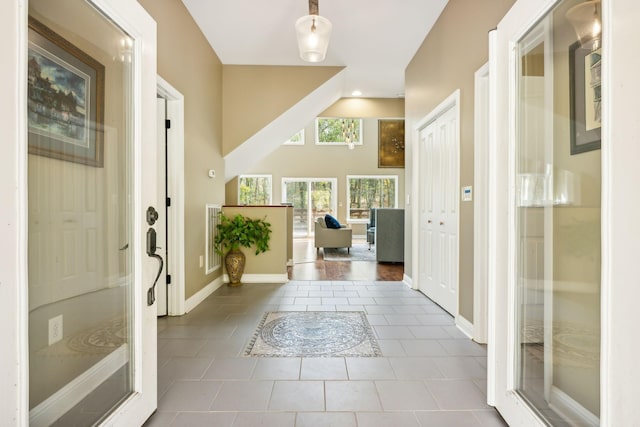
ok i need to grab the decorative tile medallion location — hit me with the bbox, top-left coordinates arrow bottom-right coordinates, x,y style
245,311 -> 382,357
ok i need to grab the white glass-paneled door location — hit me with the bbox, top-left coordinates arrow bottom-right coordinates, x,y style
282,178 -> 338,237
491,0 -> 602,425
25,0 -> 158,425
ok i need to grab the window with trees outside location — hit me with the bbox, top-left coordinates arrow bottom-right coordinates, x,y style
283,129 -> 305,145
316,118 -> 363,146
238,175 -> 272,205
346,175 -> 398,222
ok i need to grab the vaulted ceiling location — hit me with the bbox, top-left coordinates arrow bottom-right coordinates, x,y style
181,0 -> 449,98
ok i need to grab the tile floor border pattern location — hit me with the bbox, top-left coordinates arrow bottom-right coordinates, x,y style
145,280 -> 507,427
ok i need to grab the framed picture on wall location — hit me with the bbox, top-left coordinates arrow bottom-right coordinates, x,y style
27,17 -> 105,167
378,119 -> 405,168
569,39 -> 601,155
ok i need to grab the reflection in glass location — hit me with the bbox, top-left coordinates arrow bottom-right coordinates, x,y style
514,1 -> 601,426
28,0 -> 135,424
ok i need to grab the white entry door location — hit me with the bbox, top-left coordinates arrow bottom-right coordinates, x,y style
490,0 -> 605,425
417,92 -> 460,316
24,0 -> 159,425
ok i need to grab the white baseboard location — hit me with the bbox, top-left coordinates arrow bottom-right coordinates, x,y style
106,275 -> 127,289
549,385 -> 599,427
455,314 -> 474,339
222,273 -> 288,284
185,276 -> 224,313
403,274 -> 414,289
29,345 -> 129,427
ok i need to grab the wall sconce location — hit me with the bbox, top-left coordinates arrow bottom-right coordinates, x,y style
295,0 -> 332,63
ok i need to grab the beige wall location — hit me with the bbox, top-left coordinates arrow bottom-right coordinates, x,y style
221,206 -> 291,276
321,98 -> 404,118
139,0 -> 225,299
405,0 -> 515,322
230,98 -> 405,236
222,65 -> 343,155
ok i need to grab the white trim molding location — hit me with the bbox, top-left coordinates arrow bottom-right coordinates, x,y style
157,75 -> 186,316
185,277 -> 224,313
549,386 -> 599,427
29,345 -> 129,427
402,273 -> 413,289
455,315 -> 474,340
222,274 -> 288,285
473,59 -> 491,345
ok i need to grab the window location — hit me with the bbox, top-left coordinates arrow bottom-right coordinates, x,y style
205,204 -> 222,274
283,129 -> 305,145
238,175 -> 272,205
316,118 -> 363,146
346,175 -> 398,222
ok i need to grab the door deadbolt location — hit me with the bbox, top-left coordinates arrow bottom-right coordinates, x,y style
146,206 -> 159,225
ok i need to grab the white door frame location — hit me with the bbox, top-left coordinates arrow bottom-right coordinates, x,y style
489,0 -> 557,424
412,89 -> 461,321
601,0 -> 640,424
1,0 -> 29,423
473,58 -> 491,345
157,76 -> 185,316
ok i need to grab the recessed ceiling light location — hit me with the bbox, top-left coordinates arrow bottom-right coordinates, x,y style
351,90 -> 362,97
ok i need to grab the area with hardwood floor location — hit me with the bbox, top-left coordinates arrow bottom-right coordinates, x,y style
288,238 -> 404,281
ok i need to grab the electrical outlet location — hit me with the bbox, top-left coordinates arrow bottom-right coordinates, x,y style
199,255 -> 204,268
48,315 -> 63,346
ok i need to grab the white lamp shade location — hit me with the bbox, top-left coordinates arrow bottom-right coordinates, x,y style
295,14 -> 332,63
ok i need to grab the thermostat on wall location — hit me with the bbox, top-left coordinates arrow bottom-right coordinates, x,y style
461,186 -> 472,202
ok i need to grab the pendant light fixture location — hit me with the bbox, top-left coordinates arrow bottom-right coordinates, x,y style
342,119 -> 357,150
295,0 -> 332,63
566,0 -> 601,50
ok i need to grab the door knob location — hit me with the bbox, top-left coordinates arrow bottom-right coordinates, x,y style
428,220 -> 432,224
440,221 -> 445,225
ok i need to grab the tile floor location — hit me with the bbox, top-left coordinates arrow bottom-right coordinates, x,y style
144,280 -> 508,426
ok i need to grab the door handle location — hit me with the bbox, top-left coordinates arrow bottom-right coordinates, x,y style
146,226 -> 164,306
440,221 -> 445,225
428,220 -> 432,224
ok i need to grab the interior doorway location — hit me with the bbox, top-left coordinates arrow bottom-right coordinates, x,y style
157,76 -> 186,316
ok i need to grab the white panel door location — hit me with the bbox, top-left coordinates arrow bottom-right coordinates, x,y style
418,102 -> 459,316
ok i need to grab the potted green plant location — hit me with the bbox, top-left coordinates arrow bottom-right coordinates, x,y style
214,213 -> 272,286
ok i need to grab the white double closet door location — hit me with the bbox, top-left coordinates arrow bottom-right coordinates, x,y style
417,96 -> 459,316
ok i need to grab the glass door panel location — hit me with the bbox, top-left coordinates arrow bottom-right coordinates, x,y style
284,181 -> 309,236
26,0 -> 155,424
283,178 -> 337,236
514,1 -> 601,425
310,181 -> 335,219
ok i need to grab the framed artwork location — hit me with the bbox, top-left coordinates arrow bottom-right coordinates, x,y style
378,119 -> 405,168
569,39 -> 601,155
28,17 -> 105,167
